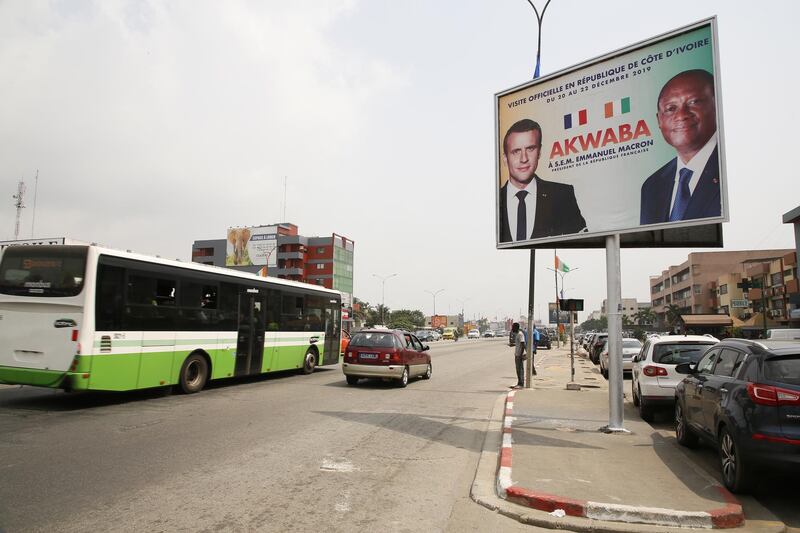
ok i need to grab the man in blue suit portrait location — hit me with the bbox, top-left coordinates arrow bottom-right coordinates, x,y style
640,69 -> 721,225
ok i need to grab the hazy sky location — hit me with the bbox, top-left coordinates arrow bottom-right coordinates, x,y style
2,0 -> 798,324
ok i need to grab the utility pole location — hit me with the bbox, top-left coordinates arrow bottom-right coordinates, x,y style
31,170 -> 39,238
13,179 -> 26,241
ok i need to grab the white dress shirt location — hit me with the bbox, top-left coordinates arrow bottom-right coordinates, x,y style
669,135 -> 717,213
506,178 -> 537,241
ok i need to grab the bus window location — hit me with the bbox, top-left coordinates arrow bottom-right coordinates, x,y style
0,246 -> 87,297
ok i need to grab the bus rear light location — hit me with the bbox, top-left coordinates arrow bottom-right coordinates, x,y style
76,343 -> 82,355
81,373 -> 89,379
71,330 -> 79,342
69,358 -> 79,372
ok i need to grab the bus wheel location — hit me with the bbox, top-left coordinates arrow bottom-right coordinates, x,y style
179,353 -> 208,394
302,349 -> 317,375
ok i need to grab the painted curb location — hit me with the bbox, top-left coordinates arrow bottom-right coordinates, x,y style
498,390 -> 745,529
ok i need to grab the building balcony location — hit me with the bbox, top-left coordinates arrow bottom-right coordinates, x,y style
277,251 -> 305,260
273,267 -> 304,276
787,278 -> 799,294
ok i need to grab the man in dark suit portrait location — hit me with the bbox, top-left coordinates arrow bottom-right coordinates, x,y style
640,69 -> 721,225
499,119 -> 586,243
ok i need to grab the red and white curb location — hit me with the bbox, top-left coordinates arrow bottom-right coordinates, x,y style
497,390 -> 745,529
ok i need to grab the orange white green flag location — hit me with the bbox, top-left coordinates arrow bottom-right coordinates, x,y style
555,255 -> 570,273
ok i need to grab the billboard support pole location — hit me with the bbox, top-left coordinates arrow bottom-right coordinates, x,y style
526,249 -> 535,389
604,233 -> 628,433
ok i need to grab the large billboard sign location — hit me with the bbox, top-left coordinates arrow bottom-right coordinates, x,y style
496,18 -> 726,249
226,226 -> 278,267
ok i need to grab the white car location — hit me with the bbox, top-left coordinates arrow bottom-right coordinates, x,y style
599,337 -> 642,378
630,334 -> 718,422
467,329 -> 480,339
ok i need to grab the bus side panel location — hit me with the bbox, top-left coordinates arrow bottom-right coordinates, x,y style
138,332 -> 176,389
208,333 -> 237,380
88,333 -> 142,391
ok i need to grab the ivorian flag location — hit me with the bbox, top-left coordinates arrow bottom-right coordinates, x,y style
604,97 -> 631,118
563,109 -> 587,130
555,255 -> 570,273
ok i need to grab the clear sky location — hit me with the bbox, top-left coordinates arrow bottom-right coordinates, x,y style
1,0 -> 798,324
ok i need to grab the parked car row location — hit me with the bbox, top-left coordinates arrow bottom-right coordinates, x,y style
584,331 -> 800,494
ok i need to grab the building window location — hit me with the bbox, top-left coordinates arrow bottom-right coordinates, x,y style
719,284 -> 728,295
664,279 -> 671,288
317,247 -> 326,254
316,263 -> 325,270
694,284 -> 703,295
771,272 -> 783,286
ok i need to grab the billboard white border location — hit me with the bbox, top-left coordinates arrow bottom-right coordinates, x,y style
494,17 -> 728,249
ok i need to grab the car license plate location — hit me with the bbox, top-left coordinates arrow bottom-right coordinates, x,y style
360,353 -> 378,359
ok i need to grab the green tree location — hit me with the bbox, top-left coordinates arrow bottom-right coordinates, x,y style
665,304 -> 683,331
388,309 -> 426,331
633,307 -> 656,326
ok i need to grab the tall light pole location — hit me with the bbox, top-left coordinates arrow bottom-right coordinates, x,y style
547,266 -> 579,347
456,298 -> 470,330
372,273 -> 397,325
425,289 -> 444,317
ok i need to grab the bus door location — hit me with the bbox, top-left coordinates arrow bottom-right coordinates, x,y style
322,301 -> 341,365
235,288 -> 266,376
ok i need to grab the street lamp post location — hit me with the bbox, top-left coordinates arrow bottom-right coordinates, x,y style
456,298 -> 470,332
547,266 -> 579,347
425,289 -> 444,317
372,273 -> 397,325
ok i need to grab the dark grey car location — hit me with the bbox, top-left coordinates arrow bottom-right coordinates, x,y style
674,338 -> 800,493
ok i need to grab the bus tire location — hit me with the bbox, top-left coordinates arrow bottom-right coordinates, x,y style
302,349 -> 317,375
179,353 -> 209,394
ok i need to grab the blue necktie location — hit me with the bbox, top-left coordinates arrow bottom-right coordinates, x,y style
516,191 -> 528,241
669,168 -> 693,221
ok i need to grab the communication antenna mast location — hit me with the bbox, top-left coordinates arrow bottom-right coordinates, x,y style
13,179 -> 26,241
31,169 -> 39,237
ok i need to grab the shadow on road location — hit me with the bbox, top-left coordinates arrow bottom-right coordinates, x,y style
0,367 -> 337,412
315,409 -> 488,453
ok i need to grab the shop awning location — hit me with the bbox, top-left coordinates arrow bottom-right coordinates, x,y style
681,314 -> 733,326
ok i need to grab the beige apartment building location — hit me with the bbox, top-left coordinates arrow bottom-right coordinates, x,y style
649,249 -> 793,328
601,298 -> 652,324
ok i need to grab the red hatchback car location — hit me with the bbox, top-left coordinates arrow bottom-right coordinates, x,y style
342,329 -> 432,387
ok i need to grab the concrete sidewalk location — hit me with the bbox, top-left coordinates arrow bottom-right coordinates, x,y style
471,346 -> 786,532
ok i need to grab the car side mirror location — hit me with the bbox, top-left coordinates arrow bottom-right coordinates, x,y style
675,363 -> 695,375
422,345 -> 430,351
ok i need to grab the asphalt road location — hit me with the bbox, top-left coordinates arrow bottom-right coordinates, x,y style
0,338 -> 538,533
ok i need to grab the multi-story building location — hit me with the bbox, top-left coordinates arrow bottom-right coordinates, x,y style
600,298 -> 651,324
734,251 -> 798,331
191,223 -> 354,309
648,249 -> 794,330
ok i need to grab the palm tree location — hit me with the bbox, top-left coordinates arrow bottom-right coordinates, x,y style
665,304 -> 683,331
633,307 -> 656,326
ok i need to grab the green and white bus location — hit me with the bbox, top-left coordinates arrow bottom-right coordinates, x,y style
0,244 -> 342,393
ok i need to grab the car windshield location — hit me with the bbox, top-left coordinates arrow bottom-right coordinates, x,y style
623,340 -> 642,349
653,343 -> 714,365
764,355 -> 800,385
350,332 -> 396,348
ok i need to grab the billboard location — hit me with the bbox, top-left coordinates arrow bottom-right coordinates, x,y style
548,303 -> 572,325
431,315 -> 448,329
226,226 -> 278,267
496,19 -> 726,249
